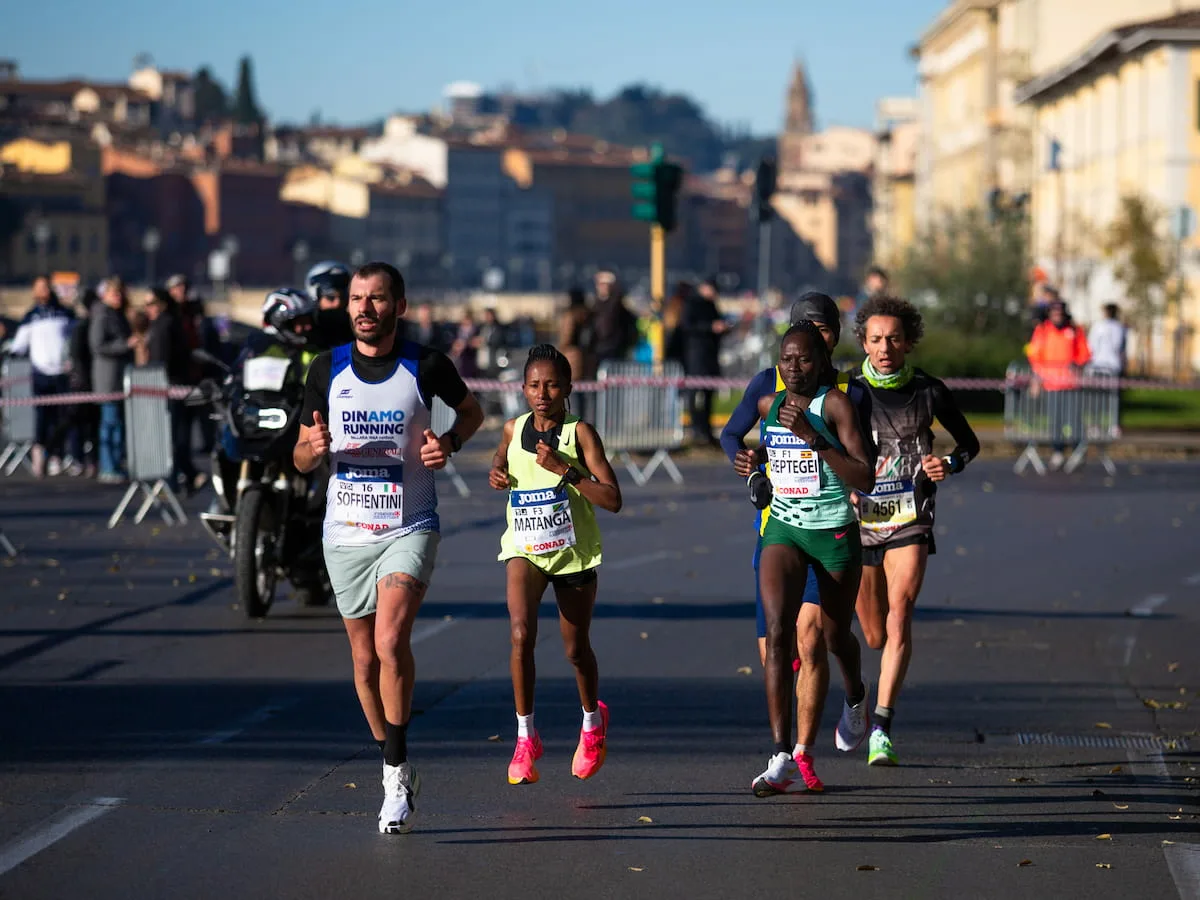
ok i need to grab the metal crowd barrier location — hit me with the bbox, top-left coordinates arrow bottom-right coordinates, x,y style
431,395 -> 471,498
595,360 -> 685,486
1003,362 -> 1119,476
108,365 -> 188,528
0,356 -> 35,475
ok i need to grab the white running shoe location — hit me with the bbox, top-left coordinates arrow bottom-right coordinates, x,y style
835,687 -> 871,752
751,751 -> 800,797
379,762 -> 420,834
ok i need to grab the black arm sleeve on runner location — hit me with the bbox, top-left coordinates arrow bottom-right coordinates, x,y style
930,378 -> 980,465
300,352 -> 332,428
846,380 -> 878,466
417,348 -> 469,409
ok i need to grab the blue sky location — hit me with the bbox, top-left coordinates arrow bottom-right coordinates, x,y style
4,0 -> 945,133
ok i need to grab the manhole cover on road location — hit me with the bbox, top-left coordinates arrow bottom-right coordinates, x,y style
1016,733 -> 1189,751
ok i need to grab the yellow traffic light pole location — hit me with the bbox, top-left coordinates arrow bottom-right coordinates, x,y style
649,223 -> 665,365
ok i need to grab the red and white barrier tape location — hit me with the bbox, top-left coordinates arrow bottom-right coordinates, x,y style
0,374 -> 1195,408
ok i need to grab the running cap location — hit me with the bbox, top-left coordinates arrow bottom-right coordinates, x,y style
789,291 -> 841,343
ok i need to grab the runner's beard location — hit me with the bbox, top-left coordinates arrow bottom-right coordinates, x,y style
354,314 -> 397,345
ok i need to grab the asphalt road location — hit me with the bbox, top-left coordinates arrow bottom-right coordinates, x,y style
0,455 -> 1198,900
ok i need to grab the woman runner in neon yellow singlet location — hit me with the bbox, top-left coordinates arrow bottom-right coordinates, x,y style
489,344 -> 623,787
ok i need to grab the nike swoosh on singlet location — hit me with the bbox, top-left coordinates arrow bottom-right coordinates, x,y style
834,530 -> 848,540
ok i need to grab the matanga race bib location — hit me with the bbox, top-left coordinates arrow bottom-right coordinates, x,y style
511,486 -> 577,555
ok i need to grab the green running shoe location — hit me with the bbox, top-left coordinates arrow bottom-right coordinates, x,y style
868,728 -> 898,766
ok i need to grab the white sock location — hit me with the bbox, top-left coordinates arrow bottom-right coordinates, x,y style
793,743 -> 810,758
582,707 -> 603,731
517,713 -> 534,739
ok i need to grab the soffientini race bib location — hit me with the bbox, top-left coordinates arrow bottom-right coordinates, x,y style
764,426 -> 821,498
511,486 -> 576,555
331,462 -> 405,527
859,479 -> 916,535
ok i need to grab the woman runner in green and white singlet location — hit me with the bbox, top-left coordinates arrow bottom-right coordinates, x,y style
489,344 -> 623,787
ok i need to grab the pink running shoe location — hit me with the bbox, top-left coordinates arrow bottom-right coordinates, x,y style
794,752 -> 825,792
508,733 -> 544,785
571,701 -> 609,780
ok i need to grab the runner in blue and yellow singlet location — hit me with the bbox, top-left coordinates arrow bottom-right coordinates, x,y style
732,321 -> 875,796
489,344 -> 623,787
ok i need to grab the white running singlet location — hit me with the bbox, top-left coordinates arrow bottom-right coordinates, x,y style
323,343 -> 438,545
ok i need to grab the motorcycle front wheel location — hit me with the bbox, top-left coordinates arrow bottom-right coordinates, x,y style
233,487 -> 278,618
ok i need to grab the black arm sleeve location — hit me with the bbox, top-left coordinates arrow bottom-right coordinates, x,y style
417,348 -> 469,409
930,378 -> 980,465
300,352 -> 332,428
846,380 -> 878,466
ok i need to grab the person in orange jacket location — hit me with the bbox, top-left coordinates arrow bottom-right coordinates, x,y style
1025,299 -> 1091,468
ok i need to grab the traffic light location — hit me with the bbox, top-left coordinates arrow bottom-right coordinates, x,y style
631,142 -> 684,233
752,156 -> 776,223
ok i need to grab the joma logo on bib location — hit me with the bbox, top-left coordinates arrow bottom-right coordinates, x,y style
513,488 -> 559,506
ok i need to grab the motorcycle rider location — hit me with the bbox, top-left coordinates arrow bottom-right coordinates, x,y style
307,260 -> 355,350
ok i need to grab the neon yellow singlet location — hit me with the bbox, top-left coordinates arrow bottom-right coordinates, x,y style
498,413 -> 603,575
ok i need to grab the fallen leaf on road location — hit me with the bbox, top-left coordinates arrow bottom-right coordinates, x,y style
1096,863 -> 1111,869
637,816 -> 653,824
982,482 -> 994,492
188,574 -> 197,583
172,578 -> 180,587
56,590 -> 67,602
107,565 -> 119,573
443,615 -> 453,622
628,867 -> 643,873
1109,766 -> 1122,774
209,568 -> 222,577
956,546 -> 968,556
1010,776 -> 1036,783
928,779 -> 951,784
43,558 -> 58,567
1095,722 -> 1112,729
1096,833 -> 1112,840
736,666 -> 753,675
344,783 -> 356,789
1169,662 -> 1180,672
975,641 -> 985,648
1018,859 -> 1034,867
640,632 -> 648,640
29,578 -> 39,587
1144,698 -> 1163,709
1163,840 -> 1175,845
856,865 -> 878,871
487,735 -> 501,742
1169,815 -> 1182,820
952,618 -> 966,626
1113,803 -> 1129,810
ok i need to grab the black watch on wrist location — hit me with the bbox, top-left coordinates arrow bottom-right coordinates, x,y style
561,466 -> 583,486
445,431 -> 463,454
810,434 -> 831,452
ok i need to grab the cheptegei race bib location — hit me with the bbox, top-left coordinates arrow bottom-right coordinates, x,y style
858,479 -> 917,535
764,426 -> 821,498
511,486 -> 576,555
332,462 -> 404,526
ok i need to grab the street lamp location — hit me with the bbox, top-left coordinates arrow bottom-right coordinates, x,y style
142,227 -> 161,287
32,219 -> 51,276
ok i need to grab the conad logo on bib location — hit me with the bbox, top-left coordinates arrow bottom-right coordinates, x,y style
511,486 -> 576,555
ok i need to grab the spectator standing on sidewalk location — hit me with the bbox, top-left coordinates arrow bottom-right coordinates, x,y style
64,288 -> 99,477
9,275 -> 74,477
168,274 -> 221,453
89,277 -> 135,483
682,278 -> 728,447
1026,298 -> 1091,470
143,288 -> 201,493
590,272 -> 637,371
1088,303 -> 1127,376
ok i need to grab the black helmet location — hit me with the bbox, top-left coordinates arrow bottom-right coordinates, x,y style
790,291 -> 841,344
305,261 -> 351,304
261,288 -> 317,346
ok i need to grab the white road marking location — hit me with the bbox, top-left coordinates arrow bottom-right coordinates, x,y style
605,550 -> 675,571
198,698 -> 297,746
1129,594 -> 1169,617
0,797 -> 123,877
1122,634 -> 1138,667
1184,572 -> 1200,586
1165,843 -> 1200,900
411,616 -> 459,646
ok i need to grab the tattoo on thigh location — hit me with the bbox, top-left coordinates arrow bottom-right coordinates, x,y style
381,572 -> 427,597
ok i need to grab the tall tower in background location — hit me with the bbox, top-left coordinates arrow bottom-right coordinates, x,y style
777,61 -> 814,179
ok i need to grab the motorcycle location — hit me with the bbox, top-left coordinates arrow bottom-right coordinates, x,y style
187,349 -> 329,618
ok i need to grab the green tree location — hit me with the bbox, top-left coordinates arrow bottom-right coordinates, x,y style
1103,194 -> 1169,372
232,55 -> 263,125
896,206 -> 1031,341
192,66 -> 228,123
